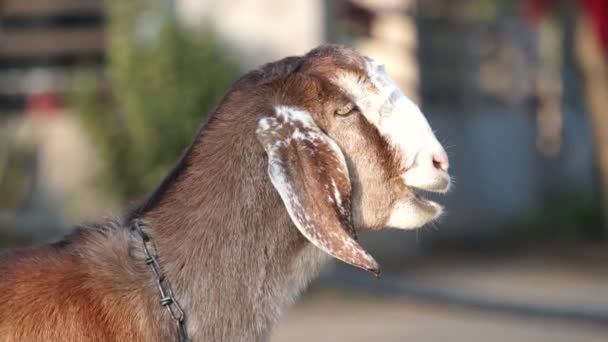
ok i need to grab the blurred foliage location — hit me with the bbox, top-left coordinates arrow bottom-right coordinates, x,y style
0,123 -> 36,211
428,200 -> 603,254
72,2 -> 239,202
0,146 -> 36,210
0,127 -> 36,246
474,0 -> 518,20
505,199 -> 604,242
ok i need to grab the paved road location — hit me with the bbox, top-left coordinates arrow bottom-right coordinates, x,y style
273,290 -> 608,342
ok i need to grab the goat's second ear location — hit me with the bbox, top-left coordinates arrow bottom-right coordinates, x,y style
256,107 -> 379,275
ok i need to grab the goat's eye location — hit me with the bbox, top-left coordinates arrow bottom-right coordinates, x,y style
335,102 -> 356,116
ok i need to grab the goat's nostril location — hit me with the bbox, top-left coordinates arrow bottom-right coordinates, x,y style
432,154 -> 449,172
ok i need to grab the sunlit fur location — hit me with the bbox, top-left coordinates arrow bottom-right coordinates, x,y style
0,45 -> 450,342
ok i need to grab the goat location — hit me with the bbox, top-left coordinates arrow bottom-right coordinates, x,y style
0,45 -> 451,342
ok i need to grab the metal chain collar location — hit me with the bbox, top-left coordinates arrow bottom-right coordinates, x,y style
131,219 -> 190,342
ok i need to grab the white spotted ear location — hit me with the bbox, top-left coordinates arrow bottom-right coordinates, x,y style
256,106 -> 379,275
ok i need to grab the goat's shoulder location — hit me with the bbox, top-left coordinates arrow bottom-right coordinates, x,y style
0,221 -> 152,341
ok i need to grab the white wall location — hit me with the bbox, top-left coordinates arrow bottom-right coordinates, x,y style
176,0 -> 325,68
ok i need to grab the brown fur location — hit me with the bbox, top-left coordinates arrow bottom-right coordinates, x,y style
0,45 -> 414,341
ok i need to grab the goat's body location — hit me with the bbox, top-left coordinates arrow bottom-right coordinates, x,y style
0,58 -> 329,341
0,227 -> 169,341
0,219 -> 325,341
0,45 -> 452,341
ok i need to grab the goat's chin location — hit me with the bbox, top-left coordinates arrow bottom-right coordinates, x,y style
383,196 -> 443,230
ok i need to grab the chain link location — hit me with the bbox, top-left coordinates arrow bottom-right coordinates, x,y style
131,219 -> 189,342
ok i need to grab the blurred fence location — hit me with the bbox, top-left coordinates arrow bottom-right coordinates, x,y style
0,0 -> 104,113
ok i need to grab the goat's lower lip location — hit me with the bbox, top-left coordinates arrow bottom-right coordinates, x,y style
413,190 -> 443,212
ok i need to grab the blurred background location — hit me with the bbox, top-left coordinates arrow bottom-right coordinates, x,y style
1,0 -> 608,340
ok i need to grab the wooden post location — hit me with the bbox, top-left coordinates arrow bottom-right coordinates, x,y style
575,12 -> 608,232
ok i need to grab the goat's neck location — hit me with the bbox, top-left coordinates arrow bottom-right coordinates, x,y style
136,118 -> 328,341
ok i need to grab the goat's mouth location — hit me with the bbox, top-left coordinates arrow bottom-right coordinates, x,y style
403,172 -> 450,217
384,173 -> 450,230
384,186 -> 446,230
412,188 -> 443,216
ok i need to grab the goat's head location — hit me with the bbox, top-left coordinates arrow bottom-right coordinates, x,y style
255,45 -> 451,275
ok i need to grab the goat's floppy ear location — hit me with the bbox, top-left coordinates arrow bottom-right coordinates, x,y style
257,106 -> 379,275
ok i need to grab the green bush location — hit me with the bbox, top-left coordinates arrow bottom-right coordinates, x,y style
0,133 -> 37,210
73,2 -> 239,203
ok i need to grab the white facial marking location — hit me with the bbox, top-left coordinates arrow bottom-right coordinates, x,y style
364,60 -> 442,169
334,57 -> 451,230
335,58 -> 450,182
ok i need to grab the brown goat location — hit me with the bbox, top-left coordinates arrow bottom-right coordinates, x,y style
0,45 -> 450,341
